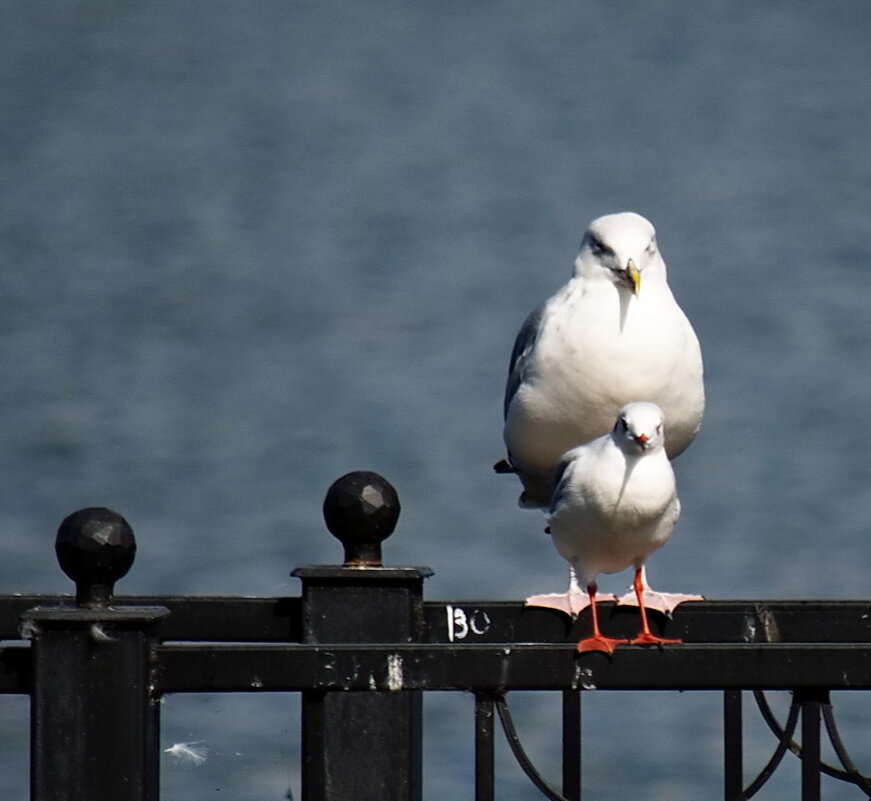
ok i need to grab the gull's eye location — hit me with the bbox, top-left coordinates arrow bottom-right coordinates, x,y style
587,234 -> 613,259
645,237 -> 657,256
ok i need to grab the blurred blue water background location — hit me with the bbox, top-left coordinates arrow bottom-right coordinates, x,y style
2,2 -> 871,799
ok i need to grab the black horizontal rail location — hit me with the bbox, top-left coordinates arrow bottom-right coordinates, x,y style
424,599 -> 871,645
152,641 -> 871,693
6,633 -> 871,696
0,595 -> 302,642
3,597 -> 870,643
4,599 -> 871,698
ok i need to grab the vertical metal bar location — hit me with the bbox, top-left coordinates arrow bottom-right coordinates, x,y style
27,608 -> 168,801
798,690 -> 823,801
475,693 -> 495,801
297,473 -> 430,801
562,690 -> 581,801
27,507 -> 168,801
723,690 -> 743,801
296,573 -> 428,801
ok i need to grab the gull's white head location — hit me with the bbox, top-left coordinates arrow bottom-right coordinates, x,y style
573,212 -> 665,293
611,401 -> 667,455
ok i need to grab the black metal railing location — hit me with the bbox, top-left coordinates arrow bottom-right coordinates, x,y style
1,470 -> 871,800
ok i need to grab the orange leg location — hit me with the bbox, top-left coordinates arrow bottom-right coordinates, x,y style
576,583 -> 627,654
629,568 -> 682,646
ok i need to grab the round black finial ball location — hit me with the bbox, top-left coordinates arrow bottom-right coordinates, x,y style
323,471 -> 400,565
55,507 -> 136,605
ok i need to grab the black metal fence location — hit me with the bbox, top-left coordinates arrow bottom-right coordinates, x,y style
2,470 -> 871,800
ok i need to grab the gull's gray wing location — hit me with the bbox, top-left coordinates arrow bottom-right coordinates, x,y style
547,448 -> 577,514
503,302 -> 546,419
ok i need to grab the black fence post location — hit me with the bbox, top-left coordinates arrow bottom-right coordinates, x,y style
561,690 -> 581,801
294,472 -> 431,801
22,507 -> 169,801
474,693 -> 496,801
797,689 -> 825,801
723,690 -> 743,801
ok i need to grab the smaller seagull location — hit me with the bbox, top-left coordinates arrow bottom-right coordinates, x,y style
526,402 -> 689,654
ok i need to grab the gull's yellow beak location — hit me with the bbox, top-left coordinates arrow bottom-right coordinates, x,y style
626,259 -> 641,296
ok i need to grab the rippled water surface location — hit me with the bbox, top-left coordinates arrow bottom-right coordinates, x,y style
2,3 -> 871,798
